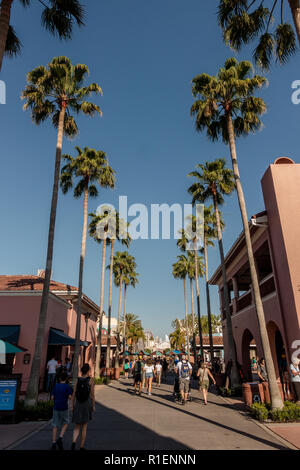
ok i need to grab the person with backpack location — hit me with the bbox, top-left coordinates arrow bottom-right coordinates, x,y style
133,356 -> 142,395
50,371 -> 73,450
197,362 -> 216,405
71,363 -> 95,450
176,355 -> 192,405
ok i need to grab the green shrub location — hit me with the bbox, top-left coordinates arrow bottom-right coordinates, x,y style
219,385 -> 243,397
250,402 -> 269,422
250,401 -> 300,423
94,377 -> 110,385
16,400 -> 53,422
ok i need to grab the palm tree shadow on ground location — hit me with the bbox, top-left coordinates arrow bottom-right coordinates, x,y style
107,382 -> 287,450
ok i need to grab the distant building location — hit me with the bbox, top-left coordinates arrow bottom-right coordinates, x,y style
101,314 -> 118,337
144,330 -> 154,350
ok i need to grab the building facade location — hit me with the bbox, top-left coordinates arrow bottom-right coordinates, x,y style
0,275 -> 98,392
209,158 -> 300,382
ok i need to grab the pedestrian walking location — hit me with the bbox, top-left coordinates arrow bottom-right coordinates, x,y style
155,361 -> 162,387
290,358 -> 300,403
71,363 -> 95,451
162,358 -> 168,383
47,356 -> 58,393
197,362 -> 216,405
144,358 -> 155,396
50,371 -> 73,450
283,368 -> 292,400
176,355 -> 192,405
133,356 -> 142,395
123,358 -> 130,379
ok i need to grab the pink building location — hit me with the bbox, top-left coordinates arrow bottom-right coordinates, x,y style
209,158 -> 300,384
0,275 -> 98,392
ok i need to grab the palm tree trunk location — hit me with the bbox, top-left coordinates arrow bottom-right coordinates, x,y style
25,105 -> 66,406
212,191 -> 240,388
115,276 -> 123,369
183,277 -> 190,361
95,235 -> 107,378
227,113 -> 283,409
106,239 -> 115,369
72,185 -> 89,384
190,278 -> 197,361
204,233 -> 214,361
0,0 -> 13,72
123,283 -> 127,353
194,240 -> 203,358
289,0 -> 300,44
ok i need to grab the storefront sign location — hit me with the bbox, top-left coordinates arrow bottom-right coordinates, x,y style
0,379 -> 18,411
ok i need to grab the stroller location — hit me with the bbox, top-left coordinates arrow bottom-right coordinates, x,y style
173,376 -> 192,403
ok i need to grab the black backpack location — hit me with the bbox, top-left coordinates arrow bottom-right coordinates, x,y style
134,361 -> 141,374
75,377 -> 90,403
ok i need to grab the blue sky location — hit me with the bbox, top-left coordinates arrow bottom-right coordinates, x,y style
1,1 -> 299,338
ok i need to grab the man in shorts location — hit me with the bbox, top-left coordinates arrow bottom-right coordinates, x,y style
176,355 -> 192,405
51,371 -> 73,450
133,357 -> 143,395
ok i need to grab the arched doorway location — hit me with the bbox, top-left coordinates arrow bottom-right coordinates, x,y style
241,329 -> 257,381
266,321 -> 287,380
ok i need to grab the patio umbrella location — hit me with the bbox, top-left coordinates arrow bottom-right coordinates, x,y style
172,349 -> 181,355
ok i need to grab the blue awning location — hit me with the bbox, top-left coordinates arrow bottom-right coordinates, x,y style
48,328 -> 88,347
0,325 -> 20,344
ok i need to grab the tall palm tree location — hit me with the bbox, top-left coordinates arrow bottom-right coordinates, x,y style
188,159 -> 240,386
172,255 -> 190,360
60,147 -> 115,382
22,56 -> 102,406
202,205 -> 217,360
218,0 -> 298,69
126,319 -> 145,353
170,319 -> 186,350
112,251 -> 137,368
89,207 -> 118,378
191,57 -> 283,409
122,268 -> 139,353
105,214 -> 131,370
178,222 -> 205,358
0,0 -> 84,72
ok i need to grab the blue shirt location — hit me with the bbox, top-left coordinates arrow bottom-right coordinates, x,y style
52,383 -> 73,411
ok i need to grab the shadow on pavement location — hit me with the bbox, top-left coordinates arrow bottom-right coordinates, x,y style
13,399 -> 192,451
109,382 -> 287,450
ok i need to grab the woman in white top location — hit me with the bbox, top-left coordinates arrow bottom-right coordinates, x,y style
155,361 -> 162,387
144,359 -> 155,396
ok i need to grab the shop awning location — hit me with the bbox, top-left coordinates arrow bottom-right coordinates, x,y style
0,325 -> 20,344
0,341 -> 26,354
48,328 -> 89,347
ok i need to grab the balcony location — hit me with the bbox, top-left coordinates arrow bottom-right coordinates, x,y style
223,273 -> 276,318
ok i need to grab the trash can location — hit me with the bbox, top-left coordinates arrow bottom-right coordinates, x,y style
242,382 -> 264,406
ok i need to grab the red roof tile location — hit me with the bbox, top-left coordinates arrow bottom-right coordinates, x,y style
0,275 -> 77,292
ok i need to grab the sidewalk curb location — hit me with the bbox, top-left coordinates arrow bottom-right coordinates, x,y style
219,395 -> 298,451
4,420 -> 51,450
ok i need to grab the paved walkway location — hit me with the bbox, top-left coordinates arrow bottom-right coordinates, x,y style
10,379 -> 290,450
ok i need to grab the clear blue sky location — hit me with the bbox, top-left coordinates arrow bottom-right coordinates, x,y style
1,1 -> 299,338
